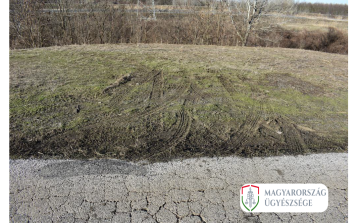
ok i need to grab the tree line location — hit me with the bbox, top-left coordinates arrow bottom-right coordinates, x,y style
9,0 -> 347,54
294,2 -> 348,16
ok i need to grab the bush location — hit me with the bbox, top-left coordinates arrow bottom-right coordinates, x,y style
9,0 -> 347,54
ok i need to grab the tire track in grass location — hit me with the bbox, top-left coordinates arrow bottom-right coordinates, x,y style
144,99 -> 192,161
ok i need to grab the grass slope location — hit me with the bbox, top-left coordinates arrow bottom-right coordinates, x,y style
10,44 -> 348,162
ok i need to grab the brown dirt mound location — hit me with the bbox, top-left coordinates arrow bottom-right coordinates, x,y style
10,68 -> 346,162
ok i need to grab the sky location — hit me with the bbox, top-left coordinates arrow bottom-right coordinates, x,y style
298,0 -> 348,4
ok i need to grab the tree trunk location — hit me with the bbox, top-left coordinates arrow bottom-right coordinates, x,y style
242,23 -> 252,46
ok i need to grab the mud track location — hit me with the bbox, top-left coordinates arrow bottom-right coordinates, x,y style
10,66 -> 347,162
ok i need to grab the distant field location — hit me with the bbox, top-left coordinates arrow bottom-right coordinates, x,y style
282,16 -> 348,32
10,44 -> 348,161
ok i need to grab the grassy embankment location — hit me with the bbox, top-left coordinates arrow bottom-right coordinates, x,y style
10,44 -> 348,161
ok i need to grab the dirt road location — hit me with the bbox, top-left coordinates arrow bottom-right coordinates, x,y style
10,153 -> 347,222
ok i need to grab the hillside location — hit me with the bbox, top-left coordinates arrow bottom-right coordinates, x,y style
10,44 -> 348,162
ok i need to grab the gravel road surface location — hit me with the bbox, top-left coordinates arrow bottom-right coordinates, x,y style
10,153 -> 348,223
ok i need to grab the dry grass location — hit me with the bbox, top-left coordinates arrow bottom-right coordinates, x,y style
281,17 -> 348,33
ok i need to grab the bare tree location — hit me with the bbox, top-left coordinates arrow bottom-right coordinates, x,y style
10,0 -> 47,48
224,0 -> 295,46
152,0 -> 157,20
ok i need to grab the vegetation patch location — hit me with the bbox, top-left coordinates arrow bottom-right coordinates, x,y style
10,44 -> 348,162
263,72 -> 324,95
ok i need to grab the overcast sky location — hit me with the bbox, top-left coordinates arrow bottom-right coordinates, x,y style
297,0 -> 348,4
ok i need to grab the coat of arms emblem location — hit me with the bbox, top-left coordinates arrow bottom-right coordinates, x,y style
241,184 -> 260,212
